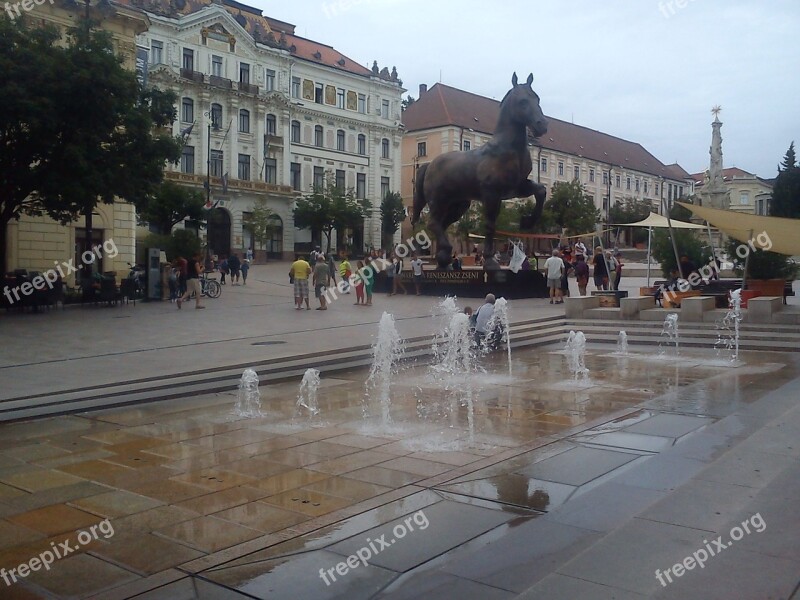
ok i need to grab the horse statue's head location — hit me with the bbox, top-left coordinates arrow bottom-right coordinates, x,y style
504,72 -> 548,138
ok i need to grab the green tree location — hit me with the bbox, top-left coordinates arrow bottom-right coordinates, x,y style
137,181 -> 205,234
380,191 -> 406,249
243,199 -> 278,251
401,95 -> 416,111
770,142 -> 800,218
725,238 -> 798,280
545,181 -> 601,236
651,204 -> 705,276
609,196 -> 652,245
293,173 -> 371,254
141,230 -> 201,263
0,16 -> 182,273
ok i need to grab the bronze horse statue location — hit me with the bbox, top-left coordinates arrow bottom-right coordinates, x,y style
411,73 -> 548,268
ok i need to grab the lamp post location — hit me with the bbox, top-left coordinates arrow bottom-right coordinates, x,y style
605,166 -> 613,247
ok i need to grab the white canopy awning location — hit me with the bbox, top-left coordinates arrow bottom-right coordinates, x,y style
611,212 -> 706,229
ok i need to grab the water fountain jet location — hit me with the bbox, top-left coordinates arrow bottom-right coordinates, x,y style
232,368 -> 264,418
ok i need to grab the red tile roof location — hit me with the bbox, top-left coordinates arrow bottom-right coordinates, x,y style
403,83 -> 688,180
690,167 -> 755,183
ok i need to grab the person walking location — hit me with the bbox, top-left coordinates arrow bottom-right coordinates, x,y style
176,256 -> 188,296
612,251 -> 623,291
240,259 -> 250,285
177,251 -> 205,309
410,253 -> 424,295
392,252 -> 407,295
327,253 -> 337,287
560,249 -> 573,298
219,256 -> 229,285
574,254 -> 590,296
289,255 -> 312,310
592,246 -> 609,291
228,253 -> 241,285
339,254 -> 352,294
313,255 -> 331,310
544,249 -> 565,304
386,251 -> 396,295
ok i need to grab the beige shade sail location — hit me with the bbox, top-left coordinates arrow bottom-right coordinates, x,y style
611,212 -> 706,229
678,202 -> 800,256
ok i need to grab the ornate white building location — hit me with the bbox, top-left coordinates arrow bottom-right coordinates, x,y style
122,0 -> 404,258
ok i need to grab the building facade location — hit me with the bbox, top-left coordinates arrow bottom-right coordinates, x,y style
124,0 -> 404,258
401,83 -> 693,242
5,0 -> 150,282
691,167 -> 773,216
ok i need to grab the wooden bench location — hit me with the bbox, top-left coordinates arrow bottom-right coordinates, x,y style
661,290 -> 702,309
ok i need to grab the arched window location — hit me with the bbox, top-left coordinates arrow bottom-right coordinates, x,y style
266,113 -> 277,136
314,125 -> 323,147
357,134 -> 366,155
181,97 -> 193,123
210,103 -> 223,129
291,120 -> 300,143
381,138 -> 390,159
337,129 -> 345,151
239,109 -> 250,133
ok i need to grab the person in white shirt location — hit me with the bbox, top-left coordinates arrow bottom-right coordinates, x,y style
544,249 -> 565,304
410,253 -> 424,295
474,293 -> 496,346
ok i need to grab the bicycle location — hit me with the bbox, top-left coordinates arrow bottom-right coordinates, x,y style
199,272 -> 221,298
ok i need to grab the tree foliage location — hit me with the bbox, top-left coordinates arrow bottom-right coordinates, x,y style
243,199 -> 278,250
544,181 -> 601,236
137,181 -> 205,234
725,238 -> 798,280
609,196 -> 652,244
293,173 -> 371,254
770,142 -> 800,219
141,230 -> 201,263
651,204 -> 705,276
0,15 -> 182,272
380,191 -> 406,246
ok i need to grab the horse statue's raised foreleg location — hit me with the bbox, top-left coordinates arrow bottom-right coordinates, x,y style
518,179 -> 548,229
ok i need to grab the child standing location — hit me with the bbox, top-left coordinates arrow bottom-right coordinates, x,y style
363,257 -> 374,306
354,260 -> 365,305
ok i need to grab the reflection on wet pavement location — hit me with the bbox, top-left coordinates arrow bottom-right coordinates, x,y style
0,347 -> 796,598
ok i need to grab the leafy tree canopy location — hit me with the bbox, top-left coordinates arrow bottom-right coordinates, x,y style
243,199 -> 279,251
544,181 -> 601,236
137,181 -> 205,235
380,191 -> 406,242
771,142 -> 800,219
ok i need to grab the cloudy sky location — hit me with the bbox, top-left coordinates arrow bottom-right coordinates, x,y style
255,0 -> 799,179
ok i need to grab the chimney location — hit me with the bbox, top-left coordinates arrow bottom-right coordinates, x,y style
419,83 -> 428,96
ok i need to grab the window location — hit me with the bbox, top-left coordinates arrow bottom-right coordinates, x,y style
573,166 -> 580,180
335,169 -> 345,190
740,191 -> 749,205
644,181 -> 649,195
211,55 -> 222,77
239,62 -> 250,84
615,175 -> 621,188
381,99 -> 389,119
635,179 -> 640,192
589,168 -> 595,183
181,146 -> 195,174
239,109 -> 250,133
238,154 -> 250,181
266,114 -> 277,136
181,97 -> 193,123
291,76 -> 300,98
265,69 -> 275,92
182,48 -> 194,71
337,88 -> 345,109
314,125 -> 323,147
668,184 -> 673,199
463,140 -> 471,151
358,134 -> 366,155
679,186 -> 684,198
265,157 -> 277,184
358,93 -> 366,114
417,142 -> 427,157
381,176 -> 390,199
626,177 -> 631,190
313,166 -> 324,189
381,138 -> 390,159
602,171 -> 609,185
290,162 -> 301,190
655,183 -> 659,196
291,120 -> 300,143
337,129 -> 345,151
314,83 -> 323,104
150,40 -> 163,65
210,150 -> 223,177
540,157 -> 547,173
557,161 -> 564,176
210,103 -> 222,129
356,173 -> 366,199
603,197 -> 609,210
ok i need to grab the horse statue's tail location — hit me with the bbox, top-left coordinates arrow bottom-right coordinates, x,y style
411,163 -> 429,225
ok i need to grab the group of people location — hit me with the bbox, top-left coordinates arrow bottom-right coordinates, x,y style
543,243 -> 624,303
217,254 -> 250,286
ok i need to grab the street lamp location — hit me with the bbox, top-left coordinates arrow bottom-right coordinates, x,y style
605,166 -> 613,247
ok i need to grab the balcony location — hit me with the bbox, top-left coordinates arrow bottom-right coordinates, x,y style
209,75 -> 232,90
238,81 -> 259,95
180,68 -> 204,83
165,171 -> 294,196
264,134 -> 284,147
